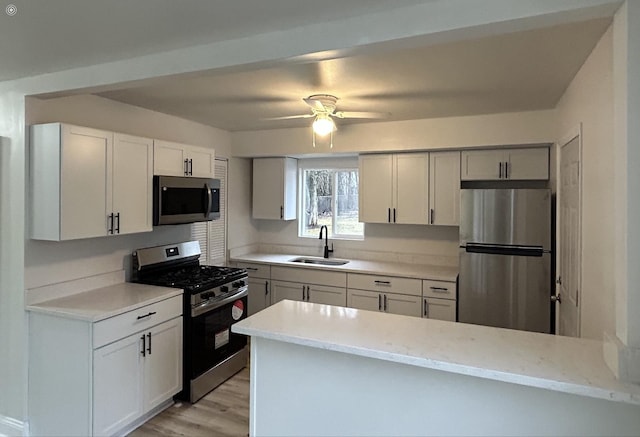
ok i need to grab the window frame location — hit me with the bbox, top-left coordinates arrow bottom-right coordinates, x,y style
298,157 -> 364,241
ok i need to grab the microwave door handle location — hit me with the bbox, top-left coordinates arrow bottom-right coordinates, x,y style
205,183 -> 212,217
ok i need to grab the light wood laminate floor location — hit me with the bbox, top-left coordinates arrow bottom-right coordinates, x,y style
129,368 -> 250,436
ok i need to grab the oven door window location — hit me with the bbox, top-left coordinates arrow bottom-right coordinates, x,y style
190,296 -> 247,378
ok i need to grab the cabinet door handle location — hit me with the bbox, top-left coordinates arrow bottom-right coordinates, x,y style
140,334 -> 146,357
147,332 -> 152,355
306,286 -> 311,302
136,311 -> 157,320
378,294 -> 382,311
388,208 -> 391,223
108,213 -> 114,234
184,159 -> 189,176
429,287 -> 450,293
189,159 -> 193,176
505,161 -> 509,179
383,294 -> 388,312
280,206 -> 284,219
393,208 -> 396,223
424,299 -> 429,317
374,280 -> 391,286
205,183 -> 213,217
265,281 -> 269,296
499,162 -> 503,179
245,267 -> 258,271
115,212 -> 120,234
430,208 -> 434,225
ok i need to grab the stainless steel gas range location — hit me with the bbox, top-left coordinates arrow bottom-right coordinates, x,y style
132,241 -> 248,403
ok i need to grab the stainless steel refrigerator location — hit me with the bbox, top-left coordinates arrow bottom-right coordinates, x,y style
459,188 -> 552,333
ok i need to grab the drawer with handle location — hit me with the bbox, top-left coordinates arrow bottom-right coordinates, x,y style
423,279 -> 456,299
93,294 -> 182,349
347,273 -> 421,296
235,262 -> 270,279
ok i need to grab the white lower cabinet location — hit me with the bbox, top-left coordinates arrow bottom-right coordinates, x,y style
234,262 -> 271,316
93,332 -> 145,436
28,294 -> 183,437
271,266 -> 347,307
422,279 -> 457,322
236,263 -> 456,322
248,277 -> 271,315
272,280 -> 346,307
347,288 -> 422,317
347,273 -> 423,317
272,280 -> 305,304
423,297 -> 457,321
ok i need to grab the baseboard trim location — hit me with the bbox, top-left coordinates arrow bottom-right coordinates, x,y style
116,398 -> 174,436
0,415 -> 26,437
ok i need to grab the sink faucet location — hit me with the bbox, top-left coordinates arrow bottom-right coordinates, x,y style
318,225 -> 334,259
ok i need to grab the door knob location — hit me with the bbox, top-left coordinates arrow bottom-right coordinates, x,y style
551,293 -> 562,303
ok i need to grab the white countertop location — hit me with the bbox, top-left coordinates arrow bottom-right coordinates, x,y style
233,300 -> 640,406
26,282 -> 183,322
231,253 -> 458,282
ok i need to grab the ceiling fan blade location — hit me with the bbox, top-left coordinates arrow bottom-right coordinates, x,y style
333,111 -> 389,119
303,97 -> 326,112
262,114 -> 315,121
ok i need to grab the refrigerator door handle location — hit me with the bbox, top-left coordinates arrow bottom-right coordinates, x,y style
464,243 -> 544,257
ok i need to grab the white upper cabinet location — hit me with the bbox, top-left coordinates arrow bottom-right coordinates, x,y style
429,151 -> 461,226
153,139 -> 215,178
360,152 -> 458,226
360,153 -> 429,224
359,154 -> 394,224
112,134 -> 153,235
30,123 -> 153,241
252,157 -> 297,220
395,153 -> 429,224
461,147 -> 549,181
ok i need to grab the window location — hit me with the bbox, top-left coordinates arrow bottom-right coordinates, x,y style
191,158 -> 227,265
299,159 -> 363,239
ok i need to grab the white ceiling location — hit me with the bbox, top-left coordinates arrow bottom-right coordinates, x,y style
1,1 -> 612,132
0,0 -> 429,81
97,18 -> 611,131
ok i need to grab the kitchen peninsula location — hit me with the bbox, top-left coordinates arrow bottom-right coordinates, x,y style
233,300 -> 640,436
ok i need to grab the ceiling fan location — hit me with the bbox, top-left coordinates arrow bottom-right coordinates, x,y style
265,94 -> 389,146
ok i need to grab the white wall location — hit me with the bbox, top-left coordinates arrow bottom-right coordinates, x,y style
227,157 -> 260,255
232,110 -> 556,157
555,26 -> 615,340
25,95 -> 234,289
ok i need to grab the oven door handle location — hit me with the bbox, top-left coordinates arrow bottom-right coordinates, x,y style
191,287 -> 248,317
204,183 -> 213,218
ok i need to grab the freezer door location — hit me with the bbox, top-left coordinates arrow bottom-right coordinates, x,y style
460,189 -> 550,248
459,251 -> 551,333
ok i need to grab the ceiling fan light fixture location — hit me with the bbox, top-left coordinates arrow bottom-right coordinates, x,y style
312,114 -> 335,136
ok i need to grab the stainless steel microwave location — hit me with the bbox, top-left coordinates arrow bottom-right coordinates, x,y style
153,176 -> 220,225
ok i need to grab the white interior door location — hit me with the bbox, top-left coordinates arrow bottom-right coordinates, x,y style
557,134 -> 581,337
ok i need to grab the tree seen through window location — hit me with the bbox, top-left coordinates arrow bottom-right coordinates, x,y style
301,169 -> 363,238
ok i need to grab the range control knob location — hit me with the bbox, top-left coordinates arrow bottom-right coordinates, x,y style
201,292 -> 214,300
220,285 -> 229,294
233,280 -> 245,288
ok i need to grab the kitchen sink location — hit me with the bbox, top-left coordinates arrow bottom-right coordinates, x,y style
289,257 -> 350,266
